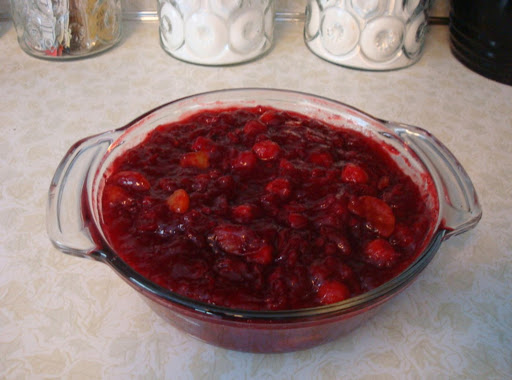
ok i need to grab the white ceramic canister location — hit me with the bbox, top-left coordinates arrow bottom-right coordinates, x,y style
304,0 -> 431,70
158,0 -> 275,65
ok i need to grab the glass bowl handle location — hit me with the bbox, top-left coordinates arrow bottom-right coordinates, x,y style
47,131 -> 120,259
385,121 -> 482,239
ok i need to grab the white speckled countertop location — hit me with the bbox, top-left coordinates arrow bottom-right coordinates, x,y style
1,14 -> 511,379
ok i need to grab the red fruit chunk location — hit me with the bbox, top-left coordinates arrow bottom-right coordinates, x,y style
308,151 -> 333,167
312,213 -> 342,229
265,178 -> 292,199
247,245 -> 273,265
349,195 -> 395,237
158,178 -> 178,192
390,223 -> 417,253
227,131 -> 239,144
167,189 -> 190,213
309,261 -> 331,287
253,140 -> 281,161
341,164 -> 369,184
288,213 -> 308,229
103,185 -> 135,208
243,119 -> 268,136
259,110 -> 284,126
279,158 -> 294,171
317,280 -> 350,305
191,136 -> 216,152
309,256 -> 354,286
232,204 -> 258,223
210,224 -> 263,256
279,159 -> 301,179
217,175 -> 236,195
192,173 -> 211,192
364,239 -> 399,268
324,230 -> 352,256
232,150 -> 257,171
210,224 -> 273,265
180,151 -> 210,169
377,176 -> 390,190
328,257 -> 356,282
109,171 -> 150,192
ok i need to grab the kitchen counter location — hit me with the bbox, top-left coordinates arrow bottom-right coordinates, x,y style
1,18 -> 511,379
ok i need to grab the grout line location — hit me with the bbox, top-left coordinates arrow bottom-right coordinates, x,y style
1,11 -> 449,24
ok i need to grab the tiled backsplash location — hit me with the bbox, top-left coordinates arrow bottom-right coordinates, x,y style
1,0 -> 448,19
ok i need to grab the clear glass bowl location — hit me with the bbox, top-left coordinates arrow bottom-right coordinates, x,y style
47,88 -> 482,353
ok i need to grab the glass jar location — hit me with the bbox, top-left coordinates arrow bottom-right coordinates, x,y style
157,0 -> 275,65
304,0 -> 431,70
10,0 -> 122,59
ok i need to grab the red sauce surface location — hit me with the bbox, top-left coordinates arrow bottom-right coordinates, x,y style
101,107 -> 433,310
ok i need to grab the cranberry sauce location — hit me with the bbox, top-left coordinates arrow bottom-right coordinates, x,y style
100,107 -> 433,311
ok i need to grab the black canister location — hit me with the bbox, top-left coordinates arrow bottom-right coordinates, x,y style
449,0 -> 512,85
